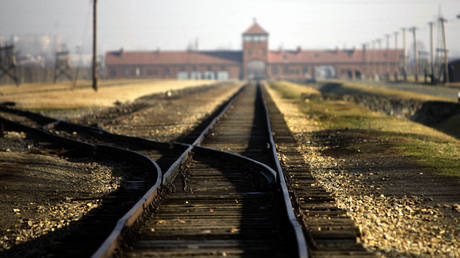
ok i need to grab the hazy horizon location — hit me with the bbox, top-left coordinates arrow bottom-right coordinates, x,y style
1,0 -> 459,58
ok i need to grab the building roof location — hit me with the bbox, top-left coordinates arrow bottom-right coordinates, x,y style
268,49 -> 404,64
106,50 -> 242,66
242,22 -> 268,35
106,48 -> 403,66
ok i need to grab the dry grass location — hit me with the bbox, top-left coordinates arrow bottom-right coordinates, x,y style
270,81 -> 460,178
271,81 -> 320,97
0,80 -> 216,109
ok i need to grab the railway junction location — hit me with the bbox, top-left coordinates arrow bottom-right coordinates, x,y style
0,79 -> 458,257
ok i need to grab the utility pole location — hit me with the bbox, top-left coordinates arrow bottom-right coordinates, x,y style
362,43 -> 367,80
376,38 -> 382,80
385,34 -> 390,80
371,40 -> 376,80
394,31 -> 399,81
428,22 -> 434,84
409,27 -> 418,82
92,0 -> 98,91
401,28 -> 407,81
394,31 -> 398,49
439,17 -> 449,83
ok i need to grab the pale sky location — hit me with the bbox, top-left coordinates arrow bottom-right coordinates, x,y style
1,0 -> 459,57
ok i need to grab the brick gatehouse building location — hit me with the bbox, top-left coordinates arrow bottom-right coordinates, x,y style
106,22 -> 404,80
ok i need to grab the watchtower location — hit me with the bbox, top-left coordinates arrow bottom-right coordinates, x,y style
54,51 -> 73,83
242,20 -> 269,80
0,45 -> 19,85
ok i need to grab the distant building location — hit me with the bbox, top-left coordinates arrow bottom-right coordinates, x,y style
105,22 -> 403,80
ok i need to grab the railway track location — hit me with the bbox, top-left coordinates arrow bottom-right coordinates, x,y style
0,80 -> 375,257
0,83 -> 306,257
262,83 -> 374,257
0,114 -> 161,257
105,83 -> 306,257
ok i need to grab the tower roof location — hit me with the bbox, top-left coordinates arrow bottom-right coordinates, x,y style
243,21 -> 268,35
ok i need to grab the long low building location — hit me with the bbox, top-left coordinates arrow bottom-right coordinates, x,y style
105,22 -> 403,80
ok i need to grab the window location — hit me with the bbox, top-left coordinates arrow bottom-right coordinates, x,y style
272,67 -> 278,75
248,50 -> 252,56
110,69 -> 116,77
164,68 -> 170,75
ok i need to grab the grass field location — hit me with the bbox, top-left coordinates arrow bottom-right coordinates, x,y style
329,79 -> 454,102
270,81 -> 460,179
0,80 -> 216,109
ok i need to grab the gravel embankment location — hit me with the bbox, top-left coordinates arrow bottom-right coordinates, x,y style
0,131 -> 121,252
266,86 -> 460,257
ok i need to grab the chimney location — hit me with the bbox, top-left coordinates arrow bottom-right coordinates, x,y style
119,48 -> 124,55
296,46 -> 301,53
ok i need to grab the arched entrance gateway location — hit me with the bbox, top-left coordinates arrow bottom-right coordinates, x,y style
242,20 -> 269,80
247,60 -> 266,80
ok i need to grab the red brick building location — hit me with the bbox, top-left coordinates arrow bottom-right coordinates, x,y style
105,22 -> 403,80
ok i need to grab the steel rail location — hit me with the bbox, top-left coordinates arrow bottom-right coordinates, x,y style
0,115 -> 164,258
194,145 -> 276,187
91,148 -> 162,258
259,82 -> 309,258
162,84 -> 246,182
